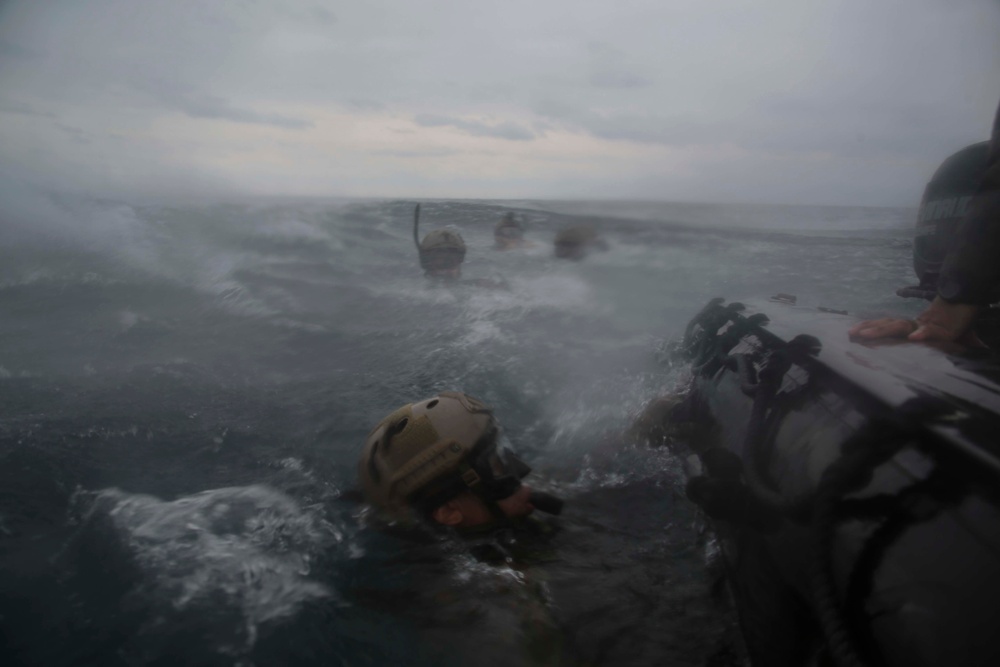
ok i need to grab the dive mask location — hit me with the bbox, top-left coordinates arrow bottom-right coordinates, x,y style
468,442 -> 532,501
469,441 -> 564,515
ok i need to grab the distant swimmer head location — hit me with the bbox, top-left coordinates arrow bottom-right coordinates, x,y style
494,212 -> 526,250
500,211 -> 519,227
553,225 -> 607,260
907,141 -> 990,298
358,391 -> 545,528
419,228 -> 466,279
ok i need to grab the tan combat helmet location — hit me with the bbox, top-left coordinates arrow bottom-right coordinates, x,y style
419,229 -> 467,273
494,212 -> 524,244
358,391 -> 530,516
553,225 -> 607,260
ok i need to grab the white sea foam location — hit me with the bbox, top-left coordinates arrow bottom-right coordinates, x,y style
80,485 -> 336,655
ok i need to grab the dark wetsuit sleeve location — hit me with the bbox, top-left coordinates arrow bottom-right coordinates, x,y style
937,100 -> 1000,304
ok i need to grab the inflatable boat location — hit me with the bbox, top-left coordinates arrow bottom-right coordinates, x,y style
672,297 -> 1000,667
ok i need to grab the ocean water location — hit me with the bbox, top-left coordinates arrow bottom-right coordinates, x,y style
0,193 -> 920,666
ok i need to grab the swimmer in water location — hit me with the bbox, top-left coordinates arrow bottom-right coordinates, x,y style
358,391 -> 562,528
412,205 -> 507,289
553,225 -> 608,260
494,212 -> 532,251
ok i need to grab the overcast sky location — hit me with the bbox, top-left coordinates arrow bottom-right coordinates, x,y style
0,0 -> 997,205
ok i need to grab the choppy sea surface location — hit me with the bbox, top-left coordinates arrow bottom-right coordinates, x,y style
0,192 -> 920,666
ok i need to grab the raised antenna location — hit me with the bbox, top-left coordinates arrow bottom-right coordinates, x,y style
412,203 -> 421,253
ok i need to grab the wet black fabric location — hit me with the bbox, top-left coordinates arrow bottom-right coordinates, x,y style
938,99 -> 1000,304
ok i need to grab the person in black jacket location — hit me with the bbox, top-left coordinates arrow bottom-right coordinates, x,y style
850,98 -> 1000,346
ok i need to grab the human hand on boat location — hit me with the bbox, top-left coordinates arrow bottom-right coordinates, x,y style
848,317 -> 918,340
849,297 -> 984,346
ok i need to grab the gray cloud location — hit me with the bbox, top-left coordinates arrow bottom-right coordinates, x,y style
529,98 -> 734,149
302,6 -> 337,25
343,99 -> 386,112
0,39 -> 38,59
586,42 -> 651,89
163,91 -> 314,129
588,70 -> 652,89
55,124 -> 91,144
0,99 -> 55,118
372,147 -> 462,158
582,114 -> 714,147
128,76 -> 314,129
0,0 -> 997,203
414,113 -> 536,141
533,88 -> 993,166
